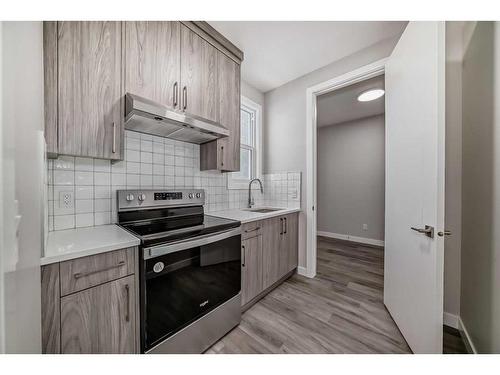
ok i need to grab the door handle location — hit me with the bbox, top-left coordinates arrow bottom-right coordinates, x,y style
220,146 -> 224,167
125,284 -> 130,322
280,218 -> 283,235
410,225 -> 434,238
242,245 -> 246,267
284,218 -> 287,234
182,86 -> 187,111
438,230 -> 451,237
112,122 -> 116,154
173,82 -> 178,108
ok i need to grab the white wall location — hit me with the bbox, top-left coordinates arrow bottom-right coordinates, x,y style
264,36 -> 400,267
1,21 -> 44,353
460,21 -> 500,353
317,115 -> 385,242
443,21 -> 465,321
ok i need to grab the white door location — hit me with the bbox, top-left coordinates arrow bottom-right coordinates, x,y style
384,22 -> 446,354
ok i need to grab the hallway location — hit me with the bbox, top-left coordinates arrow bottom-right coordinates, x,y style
207,237 -> 411,353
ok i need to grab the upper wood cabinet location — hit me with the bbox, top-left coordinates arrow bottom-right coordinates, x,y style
56,21 -> 123,160
180,24 -> 218,122
124,21 -> 181,109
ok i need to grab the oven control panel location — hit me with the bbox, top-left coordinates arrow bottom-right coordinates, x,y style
117,189 -> 205,210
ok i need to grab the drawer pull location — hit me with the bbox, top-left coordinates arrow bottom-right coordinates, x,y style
280,218 -> 283,235
242,245 -> 246,267
73,260 -> 126,279
284,218 -> 287,234
125,284 -> 130,322
244,227 -> 260,233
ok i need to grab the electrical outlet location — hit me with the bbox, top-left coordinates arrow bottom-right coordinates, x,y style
362,224 -> 368,231
291,189 -> 298,199
59,191 -> 74,209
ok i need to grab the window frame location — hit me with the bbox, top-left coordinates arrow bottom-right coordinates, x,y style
227,95 -> 262,190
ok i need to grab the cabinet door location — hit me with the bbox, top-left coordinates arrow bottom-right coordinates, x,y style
241,235 -> 263,305
217,53 -> 241,171
60,275 -> 136,354
262,216 -> 283,289
282,213 -> 299,274
180,24 -> 218,122
57,21 -> 123,160
125,21 -> 181,109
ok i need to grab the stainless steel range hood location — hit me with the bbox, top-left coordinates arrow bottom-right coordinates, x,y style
124,93 -> 229,144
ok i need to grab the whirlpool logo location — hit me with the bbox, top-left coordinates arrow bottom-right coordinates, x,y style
199,300 -> 209,307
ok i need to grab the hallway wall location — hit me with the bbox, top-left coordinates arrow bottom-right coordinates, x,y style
317,115 -> 385,242
461,21 -> 500,353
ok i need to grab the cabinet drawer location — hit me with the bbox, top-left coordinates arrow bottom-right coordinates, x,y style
60,247 -> 136,296
241,220 -> 262,240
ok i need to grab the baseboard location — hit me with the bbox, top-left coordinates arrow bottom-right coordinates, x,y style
458,317 -> 478,354
297,266 -> 308,276
443,312 -> 459,329
317,230 -> 384,247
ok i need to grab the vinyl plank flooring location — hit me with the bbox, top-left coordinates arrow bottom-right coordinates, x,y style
207,236 -> 467,354
207,237 -> 412,354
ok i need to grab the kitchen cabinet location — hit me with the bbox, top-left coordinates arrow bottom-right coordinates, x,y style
41,247 -> 139,354
241,212 -> 299,308
61,275 -> 136,354
180,24 -> 218,122
241,233 -> 263,306
125,21 -> 181,109
200,53 -> 241,172
52,21 -> 123,160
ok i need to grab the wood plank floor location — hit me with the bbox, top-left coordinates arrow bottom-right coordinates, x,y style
443,326 -> 468,354
206,237 -> 411,353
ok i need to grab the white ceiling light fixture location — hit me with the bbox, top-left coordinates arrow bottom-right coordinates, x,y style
357,89 -> 385,102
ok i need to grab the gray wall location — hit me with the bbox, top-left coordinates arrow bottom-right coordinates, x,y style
443,22 -> 464,320
242,80 -> 264,108
264,36 -> 400,267
461,21 -> 500,353
317,115 -> 385,241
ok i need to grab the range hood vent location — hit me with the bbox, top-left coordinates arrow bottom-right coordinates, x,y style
124,93 -> 229,144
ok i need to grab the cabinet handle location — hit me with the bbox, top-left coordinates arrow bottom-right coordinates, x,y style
73,260 -> 126,279
112,122 -> 116,154
182,86 -> 187,111
284,218 -> 287,234
280,218 -> 283,235
173,82 -> 178,108
244,227 -> 260,233
220,146 -> 224,167
242,245 -> 246,267
125,284 -> 130,322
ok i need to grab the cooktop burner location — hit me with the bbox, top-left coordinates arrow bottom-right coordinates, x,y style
116,189 -> 240,248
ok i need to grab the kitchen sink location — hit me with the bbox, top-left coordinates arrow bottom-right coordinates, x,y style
243,207 -> 283,213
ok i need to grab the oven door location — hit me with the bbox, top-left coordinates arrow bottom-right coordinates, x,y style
141,227 -> 241,352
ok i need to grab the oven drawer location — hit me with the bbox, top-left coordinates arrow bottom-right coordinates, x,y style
60,247 -> 135,296
241,220 -> 262,240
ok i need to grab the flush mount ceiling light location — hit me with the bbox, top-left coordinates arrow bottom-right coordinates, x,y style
357,89 -> 385,102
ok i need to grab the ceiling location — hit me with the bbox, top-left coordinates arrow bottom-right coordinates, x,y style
208,21 -> 407,92
317,75 -> 385,127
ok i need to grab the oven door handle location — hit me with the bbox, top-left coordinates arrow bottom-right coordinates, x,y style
143,227 -> 242,260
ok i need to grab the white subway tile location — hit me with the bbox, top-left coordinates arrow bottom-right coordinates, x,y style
141,163 -> 152,175
126,130 -> 141,139
95,185 -> 111,199
94,212 -> 111,225
94,172 -> 111,186
76,199 -> 93,214
75,213 -> 94,228
153,142 -> 164,154
53,170 -> 74,185
127,174 -> 140,186
165,144 -> 175,155
111,160 -> 126,173
141,139 -> 153,152
153,153 -> 164,165
153,164 -> 164,176
75,171 -> 93,185
165,155 -> 175,165
54,215 -> 75,230
74,157 -> 94,171
126,137 -> 141,150
112,173 -> 126,186
53,156 -> 74,170
75,186 -> 93,200
94,159 -> 111,172
141,151 -> 153,164
126,162 -> 140,174
140,174 -> 153,187
126,149 -> 140,162
95,199 -> 111,212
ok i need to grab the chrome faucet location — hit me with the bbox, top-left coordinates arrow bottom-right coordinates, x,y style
248,178 -> 264,208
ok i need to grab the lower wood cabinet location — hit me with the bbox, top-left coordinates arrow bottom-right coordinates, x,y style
241,233 -> 263,305
241,212 -> 299,308
41,247 -> 139,354
61,275 -> 136,354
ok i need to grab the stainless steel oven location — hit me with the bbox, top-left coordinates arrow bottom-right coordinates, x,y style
117,189 -> 241,354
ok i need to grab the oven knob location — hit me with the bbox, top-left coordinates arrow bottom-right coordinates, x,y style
188,193 -> 194,199
138,193 -> 146,201
126,194 -> 134,202
196,193 -> 201,198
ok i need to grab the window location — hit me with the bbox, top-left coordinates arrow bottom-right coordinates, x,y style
227,96 -> 262,189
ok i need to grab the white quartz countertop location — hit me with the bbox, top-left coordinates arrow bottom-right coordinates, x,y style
42,224 -> 140,265
209,207 -> 301,224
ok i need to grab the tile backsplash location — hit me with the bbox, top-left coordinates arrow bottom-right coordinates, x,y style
46,131 -> 301,231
